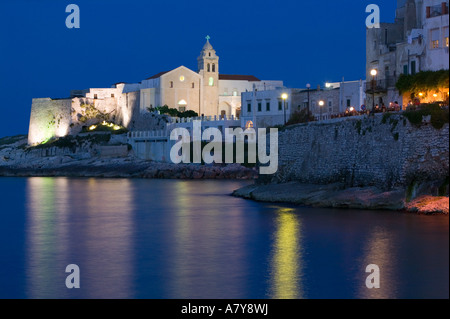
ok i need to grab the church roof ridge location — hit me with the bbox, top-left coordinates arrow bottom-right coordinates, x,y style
146,70 -> 170,80
219,74 -> 261,81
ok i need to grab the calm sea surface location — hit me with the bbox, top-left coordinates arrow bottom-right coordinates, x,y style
0,177 -> 448,299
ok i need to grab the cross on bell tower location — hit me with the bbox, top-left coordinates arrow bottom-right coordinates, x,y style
197,35 -> 219,73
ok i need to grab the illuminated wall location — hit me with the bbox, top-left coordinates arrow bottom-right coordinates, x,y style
28,98 -> 72,145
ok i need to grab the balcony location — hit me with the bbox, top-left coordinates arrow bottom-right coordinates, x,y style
364,76 -> 397,94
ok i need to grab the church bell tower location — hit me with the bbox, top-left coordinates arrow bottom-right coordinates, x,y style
197,36 -> 219,116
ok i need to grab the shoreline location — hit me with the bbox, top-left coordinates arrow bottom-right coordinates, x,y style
1,158 -> 448,215
0,157 -> 258,180
232,181 -> 449,215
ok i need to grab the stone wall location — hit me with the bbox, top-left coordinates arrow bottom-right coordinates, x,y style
273,113 -> 449,190
29,90 -> 142,145
28,98 -> 72,145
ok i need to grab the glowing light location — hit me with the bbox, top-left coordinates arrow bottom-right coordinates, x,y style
325,82 -> 331,88
319,100 -> 324,106
419,93 -> 423,96
178,99 -> 187,106
349,106 -> 355,112
179,76 -> 185,82
89,125 -> 97,131
433,94 -> 438,97
102,121 -> 108,126
370,69 -> 377,77
113,125 -> 121,130
108,123 -> 114,127
269,208 -> 304,299
281,93 -> 288,100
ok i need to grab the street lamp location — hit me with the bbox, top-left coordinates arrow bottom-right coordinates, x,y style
306,83 -> 311,121
319,100 -> 324,121
281,93 -> 288,125
370,69 -> 377,115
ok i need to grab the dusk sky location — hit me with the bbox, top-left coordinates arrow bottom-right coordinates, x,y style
0,0 -> 397,137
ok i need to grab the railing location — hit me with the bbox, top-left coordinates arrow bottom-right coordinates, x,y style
364,76 -> 397,93
168,114 -> 240,123
128,130 -> 168,139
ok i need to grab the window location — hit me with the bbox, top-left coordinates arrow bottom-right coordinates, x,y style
111,94 -> 114,98
278,100 -> 282,111
257,102 -> 262,112
431,28 -> 440,48
207,64 -> 210,72
170,81 -> 173,88
208,77 -> 214,86
232,89 -> 237,96
411,60 -> 416,75
266,101 -> 270,111
179,106 -> 186,112
328,100 -> 332,107
209,52 -> 211,57
212,64 -> 215,72
403,65 -> 408,75
192,82 -> 195,88
247,103 -> 251,113
94,94 -> 98,99
347,99 -> 351,107
444,27 -> 449,47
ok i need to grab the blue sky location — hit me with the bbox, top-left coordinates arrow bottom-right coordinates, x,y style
0,0 -> 397,137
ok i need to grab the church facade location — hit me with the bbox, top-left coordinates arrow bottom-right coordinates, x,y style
123,37 -> 283,117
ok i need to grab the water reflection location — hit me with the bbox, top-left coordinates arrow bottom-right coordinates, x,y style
26,178 -> 135,298
169,181 -> 248,298
357,226 -> 397,299
26,178 -> 69,298
268,207 -> 304,299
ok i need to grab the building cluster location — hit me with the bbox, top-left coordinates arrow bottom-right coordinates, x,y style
28,0 -> 449,146
366,0 -> 449,108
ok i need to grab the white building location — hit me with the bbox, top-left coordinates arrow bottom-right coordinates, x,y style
29,37 -> 283,145
240,81 -> 366,128
94,37 -> 283,118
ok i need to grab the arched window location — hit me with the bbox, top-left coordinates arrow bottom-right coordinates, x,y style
209,52 -> 211,57
212,63 -> 215,72
245,121 -> 254,129
207,64 -> 210,72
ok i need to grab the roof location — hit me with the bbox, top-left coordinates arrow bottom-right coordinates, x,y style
203,39 -> 214,51
219,74 -> 261,81
146,71 -> 170,80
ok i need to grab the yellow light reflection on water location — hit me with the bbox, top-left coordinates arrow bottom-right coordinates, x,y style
26,177 -> 135,298
269,207 -> 304,299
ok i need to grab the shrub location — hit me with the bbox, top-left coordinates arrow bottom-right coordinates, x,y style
402,104 -> 449,129
286,109 -> 315,126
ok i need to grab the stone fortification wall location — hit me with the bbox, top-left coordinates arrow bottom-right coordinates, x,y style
273,114 -> 449,190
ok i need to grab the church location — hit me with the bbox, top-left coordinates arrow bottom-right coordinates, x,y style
112,36 -> 283,118
28,37 -> 283,145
